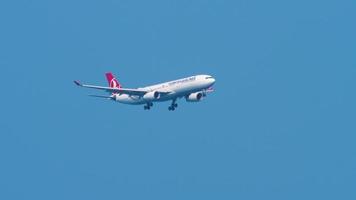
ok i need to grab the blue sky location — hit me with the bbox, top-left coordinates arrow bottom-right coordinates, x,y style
1,0 -> 356,199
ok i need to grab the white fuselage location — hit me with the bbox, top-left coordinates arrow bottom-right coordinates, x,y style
115,75 -> 215,105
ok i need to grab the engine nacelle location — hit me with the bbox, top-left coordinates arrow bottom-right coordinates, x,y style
143,91 -> 160,101
186,92 -> 203,102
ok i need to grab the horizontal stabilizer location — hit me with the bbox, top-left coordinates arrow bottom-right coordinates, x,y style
88,94 -> 114,100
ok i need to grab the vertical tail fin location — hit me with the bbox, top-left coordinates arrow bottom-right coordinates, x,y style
105,72 -> 121,88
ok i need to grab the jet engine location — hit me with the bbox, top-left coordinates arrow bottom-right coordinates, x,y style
186,92 -> 203,102
143,91 -> 160,101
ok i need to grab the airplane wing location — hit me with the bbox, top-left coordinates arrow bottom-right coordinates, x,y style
74,81 -> 171,96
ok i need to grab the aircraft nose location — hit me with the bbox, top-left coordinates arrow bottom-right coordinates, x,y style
210,78 -> 216,84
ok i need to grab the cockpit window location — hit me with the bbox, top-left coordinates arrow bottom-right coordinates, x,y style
205,76 -> 214,79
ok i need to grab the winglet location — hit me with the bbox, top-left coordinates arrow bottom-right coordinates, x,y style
73,80 -> 82,86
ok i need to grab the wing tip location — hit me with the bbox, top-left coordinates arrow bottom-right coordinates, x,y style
73,80 -> 82,86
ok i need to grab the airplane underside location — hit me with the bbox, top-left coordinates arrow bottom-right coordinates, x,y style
118,93 -> 182,111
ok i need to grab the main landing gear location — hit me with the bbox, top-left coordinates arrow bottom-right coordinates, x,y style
144,102 -> 153,110
143,101 -> 178,111
168,99 -> 178,111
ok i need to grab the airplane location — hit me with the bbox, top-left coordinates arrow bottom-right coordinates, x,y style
74,72 -> 216,111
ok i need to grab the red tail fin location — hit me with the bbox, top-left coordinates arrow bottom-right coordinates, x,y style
105,72 -> 121,88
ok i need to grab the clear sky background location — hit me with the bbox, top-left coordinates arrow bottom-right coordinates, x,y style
1,0 -> 355,199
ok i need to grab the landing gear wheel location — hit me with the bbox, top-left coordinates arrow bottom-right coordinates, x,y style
169,98 -> 178,111
144,102 -> 153,110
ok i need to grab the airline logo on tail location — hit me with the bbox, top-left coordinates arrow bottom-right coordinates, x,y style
105,72 -> 121,88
